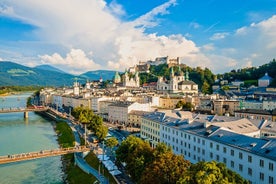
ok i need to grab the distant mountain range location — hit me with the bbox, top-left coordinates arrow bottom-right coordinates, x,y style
0,61 -> 116,86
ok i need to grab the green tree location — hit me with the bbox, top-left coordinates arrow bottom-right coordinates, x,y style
141,146 -> 190,184
179,161 -> 248,184
105,137 -> 119,148
116,136 -> 153,182
95,125 -> 108,142
201,80 -> 210,94
89,115 -> 103,133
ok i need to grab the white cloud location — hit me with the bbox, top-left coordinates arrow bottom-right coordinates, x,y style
40,49 -> 101,75
210,32 -> 229,40
1,0 -> 276,75
107,0 -> 126,17
189,22 -> 201,29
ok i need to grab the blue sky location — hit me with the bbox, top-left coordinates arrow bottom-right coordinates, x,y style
0,0 -> 276,74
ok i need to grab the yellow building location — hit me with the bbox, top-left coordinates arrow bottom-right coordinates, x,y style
159,96 -> 186,109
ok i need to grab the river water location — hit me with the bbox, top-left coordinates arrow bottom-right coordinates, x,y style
0,93 -> 64,184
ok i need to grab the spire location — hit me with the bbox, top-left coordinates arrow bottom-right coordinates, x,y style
185,69 -> 189,80
178,66 -> 184,76
170,67 -> 174,78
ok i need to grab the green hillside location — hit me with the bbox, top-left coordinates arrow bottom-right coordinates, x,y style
0,61 -> 85,86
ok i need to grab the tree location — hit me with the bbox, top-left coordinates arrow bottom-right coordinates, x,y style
88,114 -> 103,133
95,125 -> 108,142
179,161 -> 249,184
201,80 -> 211,94
116,136 -> 153,182
141,148 -> 191,184
105,137 -> 118,148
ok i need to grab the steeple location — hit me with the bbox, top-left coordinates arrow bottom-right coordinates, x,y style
170,67 -> 174,78
178,66 -> 184,76
185,70 -> 189,81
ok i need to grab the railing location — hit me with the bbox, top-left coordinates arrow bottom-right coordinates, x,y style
0,107 -> 48,113
0,146 -> 90,164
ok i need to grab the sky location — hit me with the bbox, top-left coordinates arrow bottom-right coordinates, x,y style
0,0 -> 276,75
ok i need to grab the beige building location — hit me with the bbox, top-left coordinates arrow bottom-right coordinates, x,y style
128,110 -> 150,127
213,100 -> 240,115
159,96 -> 186,109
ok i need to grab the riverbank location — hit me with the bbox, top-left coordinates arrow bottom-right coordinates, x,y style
55,121 -> 97,184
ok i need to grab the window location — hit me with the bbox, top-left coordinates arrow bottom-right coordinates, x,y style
239,164 -> 243,172
260,173 -> 264,181
231,161 -> 234,168
216,144 -> 220,151
223,147 -> 226,153
210,142 -> 213,148
202,149 -> 205,155
223,157 -> 227,164
197,138 -> 200,144
248,168 -> 252,176
216,155 -> 220,161
260,159 -> 264,167
197,147 -> 200,153
210,152 -> 213,159
269,162 -> 274,171
231,149 -> 234,156
248,155 -> 252,163
239,152 -> 243,159
202,140 -> 205,145
269,176 -> 274,184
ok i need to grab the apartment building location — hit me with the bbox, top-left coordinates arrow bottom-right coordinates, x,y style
141,111 -> 276,184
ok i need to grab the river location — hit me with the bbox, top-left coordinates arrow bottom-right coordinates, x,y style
0,93 -> 64,184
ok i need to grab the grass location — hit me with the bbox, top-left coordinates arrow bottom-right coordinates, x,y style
85,152 -> 118,184
55,121 -> 98,183
55,121 -> 75,148
63,154 -> 97,184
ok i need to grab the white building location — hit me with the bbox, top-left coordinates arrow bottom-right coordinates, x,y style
108,101 -> 150,124
141,111 -> 276,184
157,67 -> 198,95
258,73 -> 273,87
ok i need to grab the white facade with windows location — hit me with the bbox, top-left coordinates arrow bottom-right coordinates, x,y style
141,111 -> 276,184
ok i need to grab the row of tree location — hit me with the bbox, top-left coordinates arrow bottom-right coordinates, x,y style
71,107 -> 108,142
116,136 -> 248,184
218,58 -> 276,87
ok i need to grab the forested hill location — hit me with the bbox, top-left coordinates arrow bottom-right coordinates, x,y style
217,59 -> 276,87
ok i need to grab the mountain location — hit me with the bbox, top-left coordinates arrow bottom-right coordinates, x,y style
34,64 -> 66,73
0,61 -> 86,86
80,70 -> 116,81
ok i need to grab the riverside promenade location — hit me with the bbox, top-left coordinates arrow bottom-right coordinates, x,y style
64,115 -> 109,184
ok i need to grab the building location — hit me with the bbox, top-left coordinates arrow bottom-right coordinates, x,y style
122,72 -> 140,88
235,109 -> 273,121
113,72 -> 121,84
108,101 -> 150,124
128,110 -> 150,127
157,67 -> 198,95
213,99 -> 240,115
141,111 -> 276,184
258,73 -> 273,87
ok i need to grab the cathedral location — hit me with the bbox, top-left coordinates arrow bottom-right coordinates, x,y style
157,67 -> 198,95
113,71 -> 140,88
